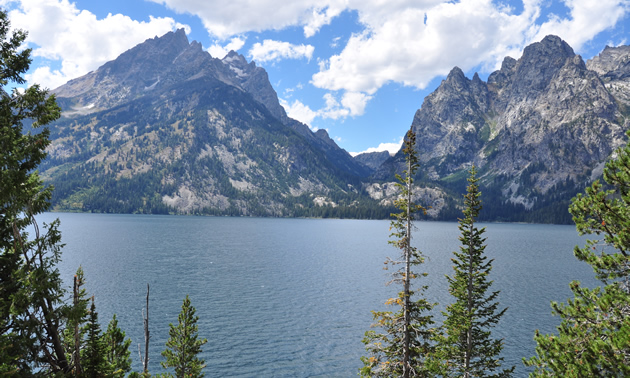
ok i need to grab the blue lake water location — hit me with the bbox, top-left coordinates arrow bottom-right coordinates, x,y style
39,212 -> 598,377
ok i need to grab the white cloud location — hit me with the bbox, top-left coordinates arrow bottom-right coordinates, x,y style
302,5 -> 345,38
249,39 -> 314,63
6,0 -> 184,89
9,0 -> 627,122
149,0 -> 343,39
312,0 -> 540,93
350,138 -> 404,157
208,37 -> 246,59
319,91 -> 372,119
320,92 -> 349,120
279,97 -> 318,128
341,91 -> 371,116
280,90 -> 370,126
308,0 -> 628,117
530,0 -> 630,51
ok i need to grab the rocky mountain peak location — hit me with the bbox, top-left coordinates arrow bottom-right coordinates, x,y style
353,151 -> 391,172
314,129 -> 338,148
587,44 -> 630,80
376,35 -> 627,221
222,50 -> 254,72
445,66 -> 467,88
510,35 -> 576,98
223,50 -> 248,63
487,56 -> 517,100
101,28 -> 190,78
220,51 -> 288,123
53,28 -> 198,111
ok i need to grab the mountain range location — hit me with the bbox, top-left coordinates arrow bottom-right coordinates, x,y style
40,30 -> 630,222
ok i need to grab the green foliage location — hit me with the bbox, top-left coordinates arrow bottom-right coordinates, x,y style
361,130 -> 435,377
161,295 -> 208,377
103,314 -> 132,376
524,131 -> 630,376
82,297 -> 107,377
63,266 -> 90,374
0,8 -> 67,373
431,166 -> 513,377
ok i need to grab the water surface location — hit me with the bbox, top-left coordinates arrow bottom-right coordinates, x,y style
40,213 -> 597,377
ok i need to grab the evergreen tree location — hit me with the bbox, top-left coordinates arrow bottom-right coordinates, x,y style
103,314 -> 132,376
161,295 -> 208,377
431,166 -> 513,377
524,131 -> 630,376
0,8 -> 64,374
64,266 -> 90,375
82,296 -> 107,377
360,130 -> 434,377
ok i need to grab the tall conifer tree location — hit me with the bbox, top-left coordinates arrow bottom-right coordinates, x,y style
82,297 -> 107,377
361,130 -> 434,377
525,131 -> 630,376
103,314 -> 132,376
161,295 -> 208,377
0,8 -> 65,373
431,166 -> 513,377
64,266 -> 90,375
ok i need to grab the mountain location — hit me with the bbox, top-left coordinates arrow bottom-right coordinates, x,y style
373,35 -> 629,223
353,151 -> 391,172
40,32 -> 630,222
42,29 -> 381,217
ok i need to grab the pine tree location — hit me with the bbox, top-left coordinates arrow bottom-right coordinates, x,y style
524,131 -> 630,376
360,130 -> 434,377
103,314 -> 132,376
82,297 -> 107,377
431,166 -> 513,377
64,266 -> 90,375
0,8 -> 64,374
161,295 -> 208,377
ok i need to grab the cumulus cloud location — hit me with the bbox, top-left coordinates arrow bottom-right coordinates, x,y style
10,0 -> 628,124
350,138 -> 404,157
279,97 -> 318,128
279,90 -> 370,128
531,0 -> 630,51
149,0 -> 341,39
249,40 -> 314,63
302,5 -> 345,38
6,0 -> 184,89
208,37 -> 246,59
312,0 -> 540,94
307,0 -> 627,115
340,91 -> 371,116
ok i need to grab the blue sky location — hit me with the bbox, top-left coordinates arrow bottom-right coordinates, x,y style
2,0 -> 629,155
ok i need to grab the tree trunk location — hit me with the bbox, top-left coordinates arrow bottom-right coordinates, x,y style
73,275 -> 82,376
403,156 -> 412,378
143,284 -> 150,374
465,221 -> 474,376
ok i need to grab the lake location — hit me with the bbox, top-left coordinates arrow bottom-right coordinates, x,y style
38,212 -> 598,377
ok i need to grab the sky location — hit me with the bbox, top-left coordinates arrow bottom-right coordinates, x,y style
1,0 -> 629,155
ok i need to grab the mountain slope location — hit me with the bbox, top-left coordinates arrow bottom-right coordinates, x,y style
373,35 -> 629,222
41,32 -> 630,222
42,30 -> 380,216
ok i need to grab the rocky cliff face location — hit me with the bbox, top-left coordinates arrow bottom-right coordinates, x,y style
353,151 -> 391,172
376,35 -> 629,220
43,30 -> 376,216
587,45 -> 630,109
